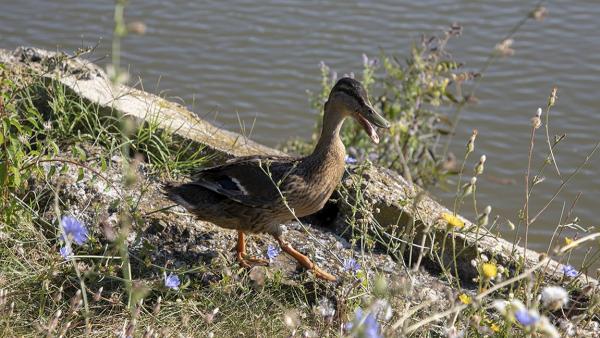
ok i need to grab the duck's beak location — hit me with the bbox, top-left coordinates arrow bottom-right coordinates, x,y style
355,103 -> 390,144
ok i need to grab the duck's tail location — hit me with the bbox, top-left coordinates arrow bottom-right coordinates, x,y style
162,182 -> 197,211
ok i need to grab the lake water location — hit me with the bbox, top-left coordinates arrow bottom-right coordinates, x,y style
1,0 -> 598,269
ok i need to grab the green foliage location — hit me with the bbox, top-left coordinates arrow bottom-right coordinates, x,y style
130,113 -> 208,176
0,62 -> 208,231
305,25 -> 478,187
8,72 -> 206,174
1,67 -> 57,223
0,61 -> 210,335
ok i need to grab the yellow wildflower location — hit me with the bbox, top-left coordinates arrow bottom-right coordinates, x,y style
490,323 -> 501,332
564,237 -> 573,245
482,263 -> 498,279
458,293 -> 472,304
441,212 -> 464,229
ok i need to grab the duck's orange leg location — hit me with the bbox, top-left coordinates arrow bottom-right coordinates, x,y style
274,235 -> 337,282
236,231 -> 269,268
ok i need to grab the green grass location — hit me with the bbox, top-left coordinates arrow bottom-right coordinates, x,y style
0,64 -> 367,337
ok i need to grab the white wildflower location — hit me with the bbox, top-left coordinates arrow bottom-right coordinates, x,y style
17,134 -> 29,144
493,299 -> 525,317
558,319 -> 576,337
446,325 -> 464,338
509,300 -> 526,311
538,316 -> 560,338
314,298 -> 335,318
541,286 -> 569,310
492,300 -> 509,315
371,299 -> 393,321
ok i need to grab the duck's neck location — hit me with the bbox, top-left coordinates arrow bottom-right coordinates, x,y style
309,105 -> 346,162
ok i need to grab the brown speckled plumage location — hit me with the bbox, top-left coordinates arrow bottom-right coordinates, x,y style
165,78 -> 390,281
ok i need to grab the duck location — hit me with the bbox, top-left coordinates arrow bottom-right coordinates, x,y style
165,77 -> 390,281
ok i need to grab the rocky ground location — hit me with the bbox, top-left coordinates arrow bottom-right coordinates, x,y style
27,143 -> 464,332
22,142 -> 597,337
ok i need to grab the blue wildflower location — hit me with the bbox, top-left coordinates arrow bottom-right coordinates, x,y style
343,258 -> 361,274
59,246 -> 73,259
164,273 -> 180,289
345,308 -> 381,338
266,244 -> 280,261
345,155 -> 358,164
562,265 -> 578,278
60,216 -> 88,245
515,309 -> 540,326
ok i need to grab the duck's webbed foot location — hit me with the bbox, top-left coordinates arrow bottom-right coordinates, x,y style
274,235 -> 337,282
236,231 -> 269,268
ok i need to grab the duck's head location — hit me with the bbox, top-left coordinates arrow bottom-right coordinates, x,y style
326,77 -> 390,144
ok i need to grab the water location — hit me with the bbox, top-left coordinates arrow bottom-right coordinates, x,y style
1,1 -> 598,268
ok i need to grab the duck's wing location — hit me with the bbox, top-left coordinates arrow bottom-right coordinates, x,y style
189,155 -> 302,207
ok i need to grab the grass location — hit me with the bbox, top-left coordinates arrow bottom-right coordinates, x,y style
0,67 -> 326,336
1,1 -> 599,337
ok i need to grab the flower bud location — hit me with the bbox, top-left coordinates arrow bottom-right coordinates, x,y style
548,87 -> 558,107
93,287 -> 103,302
477,215 -> 488,227
462,177 -> 477,197
531,108 -> 542,129
475,155 -> 486,175
495,39 -> 515,57
529,6 -> 548,21
466,129 -> 478,154
507,220 -> 516,230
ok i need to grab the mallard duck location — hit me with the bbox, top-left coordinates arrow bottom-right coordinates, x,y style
165,77 -> 390,281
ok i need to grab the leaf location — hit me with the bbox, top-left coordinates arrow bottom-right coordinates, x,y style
444,91 -> 459,103
48,141 -> 59,156
100,156 -> 107,172
0,161 -> 7,187
10,166 -> 20,187
435,128 -> 452,136
9,118 -> 23,132
77,167 -> 84,182
47,165 -> 56,179
437,114 -> 453,126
